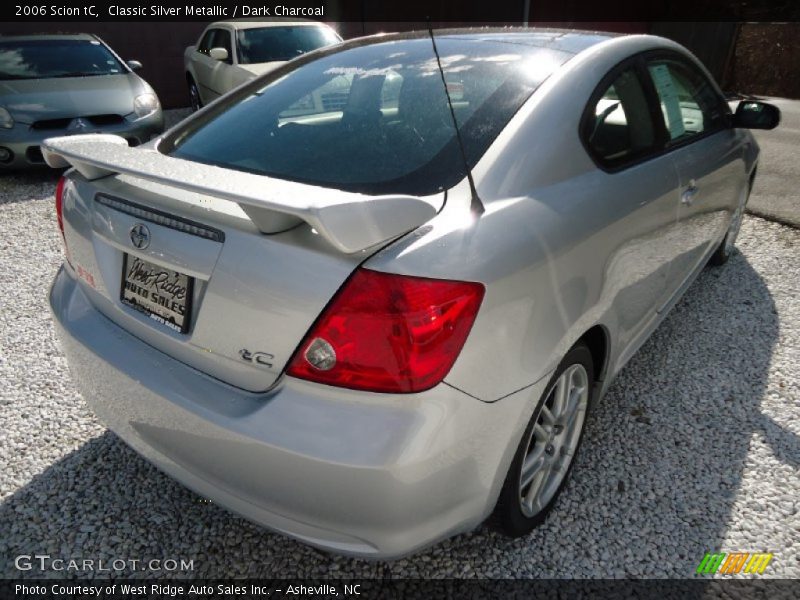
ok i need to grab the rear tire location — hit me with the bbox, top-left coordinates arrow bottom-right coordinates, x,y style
491,343 -> 594,537
188,77 -> 202,112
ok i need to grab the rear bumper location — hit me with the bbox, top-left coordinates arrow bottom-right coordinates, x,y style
0,111 -> 163,170
49,266 -> 542,559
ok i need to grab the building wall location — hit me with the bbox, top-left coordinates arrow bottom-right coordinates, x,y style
725,23 -> 800,100
649,22 -> 738,86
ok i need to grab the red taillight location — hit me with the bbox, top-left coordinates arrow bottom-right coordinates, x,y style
55,176 -> 66,239
286,268 -> 485,393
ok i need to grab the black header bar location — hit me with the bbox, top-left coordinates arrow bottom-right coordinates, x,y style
2,579 -> 800,600
2,0 -> 800,23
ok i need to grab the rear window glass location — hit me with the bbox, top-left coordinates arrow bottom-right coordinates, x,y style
0,39 -> 124,80
236,26 -> 340,64
167,37 -> 568,196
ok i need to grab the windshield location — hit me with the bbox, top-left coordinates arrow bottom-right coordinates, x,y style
0,39 -> 125,80
236,26 -> 340,64
167,36 -> 569,196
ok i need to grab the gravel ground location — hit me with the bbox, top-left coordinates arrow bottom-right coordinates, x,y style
0,135 -> 798,578
163,108 -> 192,129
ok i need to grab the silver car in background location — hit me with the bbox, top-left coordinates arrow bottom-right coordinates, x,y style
45,29 -> 778,559
184,20 -> 341,111
0,34 -> 163,170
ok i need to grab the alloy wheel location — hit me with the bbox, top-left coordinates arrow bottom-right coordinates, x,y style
518,363 -> 589,517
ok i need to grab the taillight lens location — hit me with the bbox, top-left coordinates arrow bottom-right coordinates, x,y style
286,268 -> 485,393
55,175 -> 66,240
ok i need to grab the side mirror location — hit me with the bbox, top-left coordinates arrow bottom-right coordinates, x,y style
732,101 -> 780,130
126,60 -> 143,71
209,47 -> 229,62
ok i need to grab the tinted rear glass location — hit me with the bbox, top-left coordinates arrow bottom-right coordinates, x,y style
0,39 -> 124,80
168,37 -> 569,195
236,26 -> 340,64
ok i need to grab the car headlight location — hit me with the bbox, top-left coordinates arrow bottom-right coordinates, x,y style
133,93 -> 159,118
0,107 -> 14,129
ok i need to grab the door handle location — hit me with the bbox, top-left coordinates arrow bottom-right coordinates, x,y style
681,183 -> 699,206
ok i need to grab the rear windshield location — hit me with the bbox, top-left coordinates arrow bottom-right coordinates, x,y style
236,26 -> 340,64
0,39 -> 125,80
167,37 -> 568,195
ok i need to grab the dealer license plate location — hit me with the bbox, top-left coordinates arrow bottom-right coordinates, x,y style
121,254 -> 193,333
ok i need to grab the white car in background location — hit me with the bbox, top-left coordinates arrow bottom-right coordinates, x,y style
184,20 -> 341,110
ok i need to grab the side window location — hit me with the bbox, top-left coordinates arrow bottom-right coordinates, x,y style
647,59 -> 727,143
197,29 -> 216,55
279,74 -> 353,120
211,29 -> 233,64
278,72 -> 405,122
381,72 -> 403,112
584,68 -> 656,167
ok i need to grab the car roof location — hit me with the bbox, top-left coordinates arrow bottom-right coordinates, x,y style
354,27 -> 619,56
0,33 -> 97,42
210,19 -> 329,30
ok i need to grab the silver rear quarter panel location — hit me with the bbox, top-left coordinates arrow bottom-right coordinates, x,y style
372,35 -> 757,402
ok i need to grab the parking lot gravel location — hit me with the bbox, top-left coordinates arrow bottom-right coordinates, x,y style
0,164 -> 798,579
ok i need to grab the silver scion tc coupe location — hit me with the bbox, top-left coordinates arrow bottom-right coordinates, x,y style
44,29 -> 779,559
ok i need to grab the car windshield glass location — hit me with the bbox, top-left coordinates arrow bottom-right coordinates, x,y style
0,39 -> 125,80
168,37 -> 569,195
236,26 -> 340,64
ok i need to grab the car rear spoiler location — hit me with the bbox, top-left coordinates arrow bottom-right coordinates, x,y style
41,134 -> 439,254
